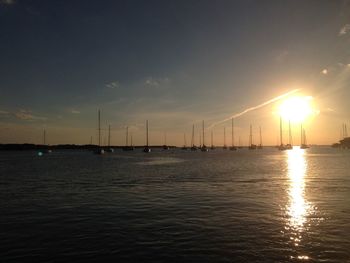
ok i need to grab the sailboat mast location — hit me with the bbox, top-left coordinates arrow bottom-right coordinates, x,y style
280,117 -> 283,146
300,124 -> 303,146
130,133 -> 133,146
146,120 -> 149,146
108,125 -> 111,147
202,120 -> 205,146
288,120 -> 292,145
345,124 -> 348,138
259,126 -> 262,146
184,133 -> 187,147
98,109 -> 101,147
43,129 -> 46,145
191,124 -> 195,147
231,118 -> 234,147
126,126 -> 129,146
211,131 -> 213,147
224,127 -> 226,146
249,124 -> 252,146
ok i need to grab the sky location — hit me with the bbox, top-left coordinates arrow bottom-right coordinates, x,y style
0,0 -> 350,146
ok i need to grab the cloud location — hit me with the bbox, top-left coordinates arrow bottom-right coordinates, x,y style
14,109 -> 47,121
339,24 -> 350,36
71,109 -> 80,114
0,0 -> 15,5
0,110 -> 9,115
106,81 -> 120,89
144,77 -> 170,88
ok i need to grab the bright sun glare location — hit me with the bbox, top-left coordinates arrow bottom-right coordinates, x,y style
278,96 -> 314,123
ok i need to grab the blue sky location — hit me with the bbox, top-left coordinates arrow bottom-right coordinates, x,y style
1,0 -> 350,145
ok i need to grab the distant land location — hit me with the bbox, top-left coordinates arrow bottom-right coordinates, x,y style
332,137 -> 350,149
0,144 -> 178,151
0,143 -> 335,151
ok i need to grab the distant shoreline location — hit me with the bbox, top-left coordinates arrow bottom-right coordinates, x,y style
0,144 -> 329,151
0,144 -> 178,151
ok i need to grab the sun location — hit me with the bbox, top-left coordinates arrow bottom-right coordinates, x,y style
278,96 -> 314,123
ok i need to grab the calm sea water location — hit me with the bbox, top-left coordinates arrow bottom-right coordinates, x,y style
0,147 -> 349,262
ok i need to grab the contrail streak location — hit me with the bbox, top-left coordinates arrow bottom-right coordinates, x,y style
208,89 -> 300,129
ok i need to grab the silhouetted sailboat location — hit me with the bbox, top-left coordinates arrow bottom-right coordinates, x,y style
278,117 -> 287,151
162,132 -> 170,150
229,118 -> 237,151
285,120 -> 293,150
143,120 -> 151,153
94,109 -> 105,155
201,120 -> 208,151
122,126 -> 134,151
40,129 -> 52,154
257,126 -> 263,149
210,130 -> 215,150
105,124 -> 114,153
182,133 -> 188,150
300,124 -> 309,149
248,124 -> 257,150
190,124 -> 197,151
223,127 -> 228,150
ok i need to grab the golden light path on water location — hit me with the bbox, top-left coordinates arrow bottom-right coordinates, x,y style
286,147 -> 312,261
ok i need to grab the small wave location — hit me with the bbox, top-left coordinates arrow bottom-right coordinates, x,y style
137,157 -> 184,166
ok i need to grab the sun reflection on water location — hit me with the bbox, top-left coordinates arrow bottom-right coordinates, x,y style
286,147 -> 310,231
285,147 -> 311,259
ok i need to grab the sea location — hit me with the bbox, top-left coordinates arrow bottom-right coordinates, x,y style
0,147 -> 349,262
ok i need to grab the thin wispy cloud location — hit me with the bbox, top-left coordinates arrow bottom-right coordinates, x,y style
14,109 -> 47,121
339,24 -> 350,36
208,89 -> 300,129
71,109 -> 80,114
106,81 -> 120,89
144,77 -> 170,88
0,110 -> 9,115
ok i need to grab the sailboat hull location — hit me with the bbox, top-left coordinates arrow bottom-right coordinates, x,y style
143,147 -> 151,153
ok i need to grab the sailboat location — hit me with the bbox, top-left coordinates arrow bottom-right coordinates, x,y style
143,120 -> 151,153
94,109 -> 105,155
300,124 -> 309,149
278,117 -> 287,151
190,124 -> 197,151
162,132 -> 170,150
200,120 -> 208,152
285,120 -> 293,150
40,129 -> 52,154
210,130 -> 215,150
248,124 -> 257,150
257,126 -> 263,149
105,124 -> 114,153
122,126 -> 134,151
223,127 -> 228,150
229,118 -> 237,151
181,133 -> 188,150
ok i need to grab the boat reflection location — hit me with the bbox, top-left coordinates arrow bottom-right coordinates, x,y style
285,147 -> 312,260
